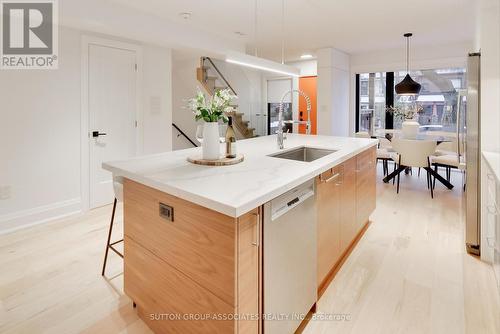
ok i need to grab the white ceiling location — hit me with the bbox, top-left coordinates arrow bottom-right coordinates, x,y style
108,0 -> 476,61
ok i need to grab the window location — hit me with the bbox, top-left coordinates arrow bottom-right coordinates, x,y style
356,67 -> 466,134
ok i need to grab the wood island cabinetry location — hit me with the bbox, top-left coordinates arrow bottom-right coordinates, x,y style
316,147 -> 376,295
123,179 -> 261,334
122,146 -> 376,333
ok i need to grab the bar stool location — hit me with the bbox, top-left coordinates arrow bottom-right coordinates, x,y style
101,176 -> 124,276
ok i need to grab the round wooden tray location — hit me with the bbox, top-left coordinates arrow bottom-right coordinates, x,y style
187,154 -> 244,166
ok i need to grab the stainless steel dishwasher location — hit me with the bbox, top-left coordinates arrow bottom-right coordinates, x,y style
263,179 -> 317,334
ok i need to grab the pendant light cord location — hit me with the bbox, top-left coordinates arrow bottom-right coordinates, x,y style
404,32 -> 413,74
281,0 -> 285,64
254,0 -> 258,57
406,36 -> 409,73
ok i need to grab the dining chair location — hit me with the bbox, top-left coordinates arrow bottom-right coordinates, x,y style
431,133 -> 466,190
377,136 -> 395,177
101,176 -> 124,276
431,154 -> 465,184
356,131 -> 395,177
391,138 -> 437,198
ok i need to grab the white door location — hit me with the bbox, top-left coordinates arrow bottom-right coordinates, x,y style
88,44 -> 137,208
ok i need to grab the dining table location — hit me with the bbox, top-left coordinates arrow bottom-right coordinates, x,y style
373,130 -> 456,189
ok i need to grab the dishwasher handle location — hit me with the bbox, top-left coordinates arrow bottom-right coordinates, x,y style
287,197 -> 300,207
271,187 -> 314,221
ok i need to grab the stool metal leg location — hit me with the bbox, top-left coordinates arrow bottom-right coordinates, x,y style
102,198 -> 118,276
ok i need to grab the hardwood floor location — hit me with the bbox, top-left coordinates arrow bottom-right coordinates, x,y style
0,164 -> 499,333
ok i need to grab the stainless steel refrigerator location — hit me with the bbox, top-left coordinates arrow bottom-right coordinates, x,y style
465,52 -> 481,255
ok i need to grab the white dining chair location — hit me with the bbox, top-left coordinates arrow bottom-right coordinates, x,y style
101,176 -> 124,276
356,131 -> 395,177
391,138 -> 437,198
431,154 -> 466,190
431,133 -> 466,190
377,136 -> 396,176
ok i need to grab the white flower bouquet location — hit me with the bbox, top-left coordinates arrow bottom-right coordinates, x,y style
187,88 -> 237,123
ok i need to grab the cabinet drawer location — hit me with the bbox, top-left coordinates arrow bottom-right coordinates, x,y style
124,237 -> 235,334
124,179 -> 236,306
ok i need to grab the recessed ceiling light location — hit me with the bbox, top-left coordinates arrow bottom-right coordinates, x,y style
300,54 -> 313,59
179,12 -> 192,20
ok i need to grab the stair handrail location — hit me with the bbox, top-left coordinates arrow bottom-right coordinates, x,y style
172,123 -> 198,147
201,57 -> 237,96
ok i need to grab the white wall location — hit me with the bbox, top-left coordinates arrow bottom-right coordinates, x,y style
0,26 -> 173,233
317,48 -> 350,136
142,45 -> 173,154
478,0 -> 500,153
350,41 -> 471,74
0,27 -> 82,233
477,0 -> 500,262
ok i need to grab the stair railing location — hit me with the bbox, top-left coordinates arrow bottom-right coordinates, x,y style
172,123 -> 198,147
200,57 -> 237,96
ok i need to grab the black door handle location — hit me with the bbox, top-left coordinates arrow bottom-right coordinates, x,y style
92,131 -> 107,138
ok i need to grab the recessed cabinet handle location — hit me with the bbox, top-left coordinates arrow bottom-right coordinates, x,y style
320,172 -> 341,183
252,211 -> 260,247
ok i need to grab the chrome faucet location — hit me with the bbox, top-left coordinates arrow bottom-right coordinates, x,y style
277,89 -> 312,149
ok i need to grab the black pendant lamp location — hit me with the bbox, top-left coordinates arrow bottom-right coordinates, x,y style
395,33 -> 421,95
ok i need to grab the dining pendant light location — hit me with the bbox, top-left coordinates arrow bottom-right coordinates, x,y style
395,33 -> 421,95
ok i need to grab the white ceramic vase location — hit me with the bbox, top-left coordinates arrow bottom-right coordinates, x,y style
202,122 -> 220,160
401,120 -> 419,139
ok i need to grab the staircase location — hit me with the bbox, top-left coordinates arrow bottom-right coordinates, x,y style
196,57 -> 256,139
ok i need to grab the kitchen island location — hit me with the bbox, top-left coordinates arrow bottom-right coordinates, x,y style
103,134 -> 378,334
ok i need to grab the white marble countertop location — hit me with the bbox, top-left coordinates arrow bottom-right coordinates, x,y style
103,134 -> 378,217
483,151 -> 500,182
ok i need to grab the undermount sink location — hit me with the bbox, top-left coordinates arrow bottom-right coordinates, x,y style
268,147 -> 337,162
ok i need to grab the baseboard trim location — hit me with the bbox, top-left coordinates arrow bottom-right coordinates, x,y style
0,198 -> 82,235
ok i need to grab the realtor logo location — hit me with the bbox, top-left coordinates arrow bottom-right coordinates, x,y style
1,0 -> 58,69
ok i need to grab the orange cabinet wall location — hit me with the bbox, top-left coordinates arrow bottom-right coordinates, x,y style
299,76 -> 317,135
